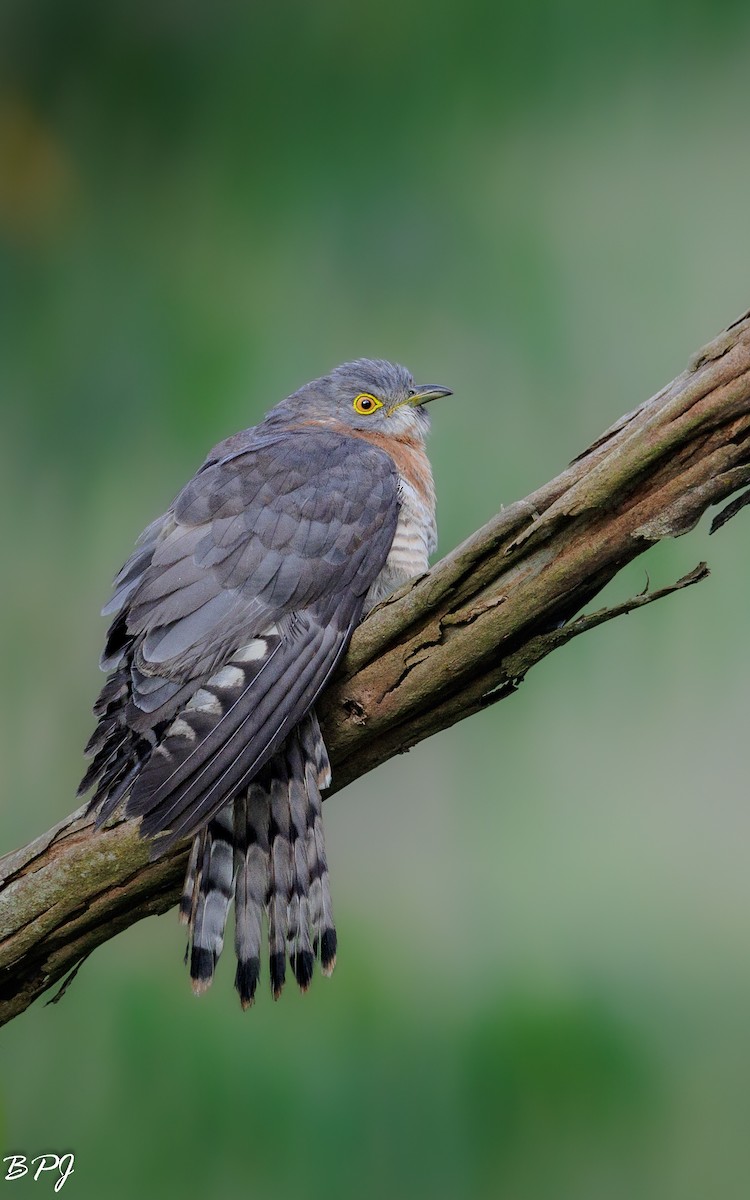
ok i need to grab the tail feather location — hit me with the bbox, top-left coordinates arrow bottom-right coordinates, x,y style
304,756 -> 337,975
177,711 -> 337,1005
189,806 -> 235,994
286,733 -> 315,990
233,785 -> 270,1009
298,708 -> 332,790
267,768 -> 292,999
298,710 -> 336,973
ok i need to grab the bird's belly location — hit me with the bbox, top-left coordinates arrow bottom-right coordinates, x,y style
363,480 -> 436,614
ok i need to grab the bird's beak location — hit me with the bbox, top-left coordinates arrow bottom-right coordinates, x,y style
408,384 -> 453,407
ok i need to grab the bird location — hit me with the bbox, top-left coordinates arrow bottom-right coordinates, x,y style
79,358 -> 452,1007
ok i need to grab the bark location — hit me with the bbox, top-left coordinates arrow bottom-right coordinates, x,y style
2,310 -> 750,1027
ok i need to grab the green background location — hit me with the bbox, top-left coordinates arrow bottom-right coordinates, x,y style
2,2 -> 750,1197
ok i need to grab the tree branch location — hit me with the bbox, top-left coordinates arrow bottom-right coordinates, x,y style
3,310 -> 750,1027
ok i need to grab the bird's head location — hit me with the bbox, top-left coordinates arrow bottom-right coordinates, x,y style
273,358 -> 452,439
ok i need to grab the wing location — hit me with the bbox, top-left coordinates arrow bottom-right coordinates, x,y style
81,426 -> 399,850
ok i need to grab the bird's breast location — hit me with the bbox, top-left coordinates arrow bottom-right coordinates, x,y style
306,421 -> 438,614
363,459 -> 437,614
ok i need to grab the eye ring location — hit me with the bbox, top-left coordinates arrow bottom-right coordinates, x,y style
353,392 -> 383,416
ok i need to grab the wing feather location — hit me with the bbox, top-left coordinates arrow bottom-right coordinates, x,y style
83,425 -> 399,848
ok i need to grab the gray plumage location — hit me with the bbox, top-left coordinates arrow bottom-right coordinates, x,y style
80,359 -> 450,1005
188,805 -> 235,991
231,784 -> 270,1006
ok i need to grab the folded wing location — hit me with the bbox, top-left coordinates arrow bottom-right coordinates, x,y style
81,426 -> 399,849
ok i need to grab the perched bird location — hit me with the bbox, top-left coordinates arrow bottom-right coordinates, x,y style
80,359 -> 452,1006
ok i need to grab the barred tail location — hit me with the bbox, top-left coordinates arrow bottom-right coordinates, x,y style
267,765 -> 292,999
233,784 -> 270,1009
181,711 -> 337,1006
298,716 -> 337,975
188,806 -> 235,994
285,733 -> 315,991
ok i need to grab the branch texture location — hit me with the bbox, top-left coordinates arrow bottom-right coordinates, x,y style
3,310 -> 750,1026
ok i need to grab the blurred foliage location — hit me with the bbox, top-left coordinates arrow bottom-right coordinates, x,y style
2,1 -> 750,1197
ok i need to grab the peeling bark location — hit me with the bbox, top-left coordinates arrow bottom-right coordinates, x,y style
2,310 -> 750,1027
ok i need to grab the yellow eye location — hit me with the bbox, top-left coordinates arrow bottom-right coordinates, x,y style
353,393 -> 383,416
